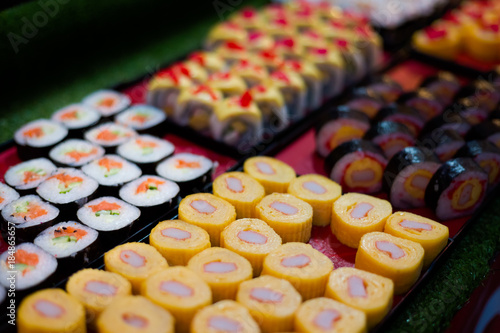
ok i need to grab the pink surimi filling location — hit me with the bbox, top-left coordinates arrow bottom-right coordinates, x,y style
351,169 -> 375,183
458,183 -> 473,206
160,280 -> 194,297
313,309 -> 341,330
33,300 -> 65,318
410,174 -> 430,190
302,181 -> 327,194
250,287 -> 284,303
281,254 -> 311,268
270,201 -> 298,215
204,261 -> 237,273
255,161 -> 275,174
123,313 -> 148,328
350,202 -> 374,219
120,250 -> 146,267
161,227 -> 191,240
399,219 -> 432,232
376,241 -> 405,259
85,280 -> 118,296
384,143 -> 407,159
226,177 -> 244,193
190,200 -> 216,214
208,316 -> 242,332
237,230 -> 267,244
348,276 -> 367,298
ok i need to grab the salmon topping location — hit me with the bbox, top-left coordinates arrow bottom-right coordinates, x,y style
89,200 -> 122,213
65,148 -> 98,162
175,160 -> 201,169
23,127 -> 44,138
136,178 -> 165,193
98,97 -> 116,108
136,139 -> 158,149
50,174 -> 83,188
12,249 -> 39,276
130,114 -> 149,124
59,110 -> 79,120
98,157 -> 123,172
13,201 -> 48,219
96,129 -> 120,141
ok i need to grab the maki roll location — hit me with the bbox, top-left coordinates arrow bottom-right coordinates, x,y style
454,97 -> 489,126
364,121 -> 416,159
454,140 -> 500,187
215,41 -> 251,65
315,106 -> 371,158
48,139 -> 104,167
398,89 -> 444,121
332,38 -> 367,85
466,120 -> 500,148
455,79 -> 500,114
81,155 -> 142,196
207,72 -> 247,97
246,30 -> 275,52
345,94 -> 384,120
419,129 -> 465,162
0,182 -> 20,210
425,158 -> 489,220
34,221 -> 99,267
4,158 -> 56,194
268,69 -> 307,119
82,89 -> 131,119
325,140 -> 388,194
156,153 -> 214,195
191,300 -> 259,333
420,109 -> 471,138
187,51 -> 226,74
253,48 -> 284,72
114,104 -> 167,136
372,104 -> 425,137
304,46 -> 345,99
383,147 -> 441,209
230,58 -> 269,88
412,23 -> 461,60
51,103 -> 101,138
14,119 -> 68,160
363,77 -> 404,104
1,195 -> 59,242
279,58 -> 323,110
147,67 -> 193,116
84,122 -> 137,153
116,134 -> 175,174
249,84 -> 289,132
204,21 -> 248,50
420,71 -> 460,107
243,156 -> 296,194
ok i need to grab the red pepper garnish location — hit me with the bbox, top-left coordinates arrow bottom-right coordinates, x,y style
335,39 -> 349,49
274,18 -> 288,26
240,91 -> 253,107
276,38 -> 294,48
260,50 -> 278,60
314,48 -> 328,55
283,60 -> 302,71
188,52 -> 205,66
253,85 -> 267,93
157,69 -> 179,85
193,85 -> 218,100
241,7 -> 256,18
226,41 -> 245,51
248,31 -> 263,41
210,72 -> 231,81
304,30 -> 321,39
425,26 -> 447,40
442,12 -> 461,25
354,25 -> 371,38
271,71 -> 290,84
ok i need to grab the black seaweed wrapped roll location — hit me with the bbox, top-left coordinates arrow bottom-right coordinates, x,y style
454,140 -> 500,187
419,129 -> 465,162
364,121 -> 415,159
372,104 -> 425,137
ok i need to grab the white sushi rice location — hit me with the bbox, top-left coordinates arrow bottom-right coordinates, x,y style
4,158 -> 56,191
156,153 -> 213,182
14,119 -> 68,147
82,90 -> 131,117
51,104 -> 101,129
117,134 -> 175,164
49,139 -> 105,167
84,122 -> 137,147
81,154 -> 142,186
36,168 -> 98,205
34,221 -> 98,258
1,195 -> 59,227
0,183 -> 20,211
115,104 -> 166,130
77,196 -> 140,231
119,175 -> 179,207
0,243 -> 58,290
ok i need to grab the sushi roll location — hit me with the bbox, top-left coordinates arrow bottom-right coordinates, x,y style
114,104 -> 167,136
372,104 -> 425,137
49,139 -> 105,167
230,58 -> 269,88
51,103 -> 101,138
466,120 -> 500,148
412,23 -> 461,60
454,97 -> 490,126
156,153 -> 214,195
263,16 -> 297,42
191,300 -> 259,333
364,121 -> 416,159
332,38 -> 367,85
420,109 -> 471,138
4,158 -> 56,194
419,129 -> 465,162
205,21 -> 248,50
1,195 -> 59,242
462,20 -> 500,62
84,122 -> 137,153
273,36 -> 304,60
116,135 -> 175,174
243,156 -> 296,194
246,30 -> 275,52
345,94 -> 385,120
0,182 -> 20,210
420,71 -> 461,107
315,106 -> 371,158
304,46 -> 345,100
398,89 -> 444,121
147,67 -> 193,116
268,69 -> 307,120
248,84 -> 289,132
351,25 -> 384,72
253,48 -> 285,72
81,155 -> 142,196
279,58 -> 323,110
425,158 -> 489,220
14,119 -> 68,160
383,147 -> 441,209
207,72 -> 247,98
454,140 -> 500,187
215,41 -> 251,65
187,51 -> 226,74
362,77 -> 404,104
0,243 -> 57,293
325,140 -> 388,194
82,89 -> 131,119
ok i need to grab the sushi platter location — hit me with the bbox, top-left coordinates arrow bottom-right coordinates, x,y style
1,1 -> 500,332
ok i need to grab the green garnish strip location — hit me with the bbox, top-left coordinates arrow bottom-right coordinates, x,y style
95,210 -> 120,217
59,182 -> 82,194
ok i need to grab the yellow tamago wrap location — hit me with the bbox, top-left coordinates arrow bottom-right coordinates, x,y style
384,212 -> 449,268
221,218 -> 282,276
355,232 -> 424,294
149,219 -> 211,266
261,242 -> 334,300
294,297 -> 367,333
178,193 -> 236,246
331,193 -> 392,248
256,193 -> 313,243
141,266 -> 212,333
236,275 -> 302,333
213,171 -> 266,219
462,20 -> 500,62
187,247 -> 253,302
18,288 -> 86,333
244,156 -> 296,194
412,24 -> 461,60
287,174 -> 342,227
96,295 -> 174,333
191,300 -> 260,333
66,268 -> 132,326
325,267 -> 394,328
104,242 -> 168,293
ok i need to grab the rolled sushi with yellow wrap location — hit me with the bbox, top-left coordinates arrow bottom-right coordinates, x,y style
249,83 -> 289,132
207,71 -> 247,97
268,69 -> 307,119
205,21 -> 248,50
191,300 -> 260,333
244,156 -> 296,194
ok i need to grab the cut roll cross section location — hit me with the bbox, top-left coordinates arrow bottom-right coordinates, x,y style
191,300 -> 260,333
243,156 -> 296,194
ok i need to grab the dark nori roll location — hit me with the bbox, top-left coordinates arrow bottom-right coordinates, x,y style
454,140 -> 500,186
466,120 -> 500,148
364,121 -> 415,159
14,119 -> 68,161
425,157 -> 488,220
364,76 -> 404,103
397,88 -> 444,121
345,93 -> 385,119
51,104 -> 102,139
419,129 -> 465,162
372,103 -> 425,137
419,108 -> 471,138
455,79 -> 500,113
114,104 -> 167,137
420,71 -> 461,107
116,135 -> 175,174
454,97 -> 489,126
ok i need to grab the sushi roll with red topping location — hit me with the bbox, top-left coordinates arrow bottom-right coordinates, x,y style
246,30 -> 275,52
268,69 -> 307,119
363,77 -> 404,104
49,139 -> 105,167
456,79 -> 500,114
454,140 -> 500,187
249,84 -> 289,132
454,97 -> 490,126
280,58 -> 323,110
84,122 -> 137,153
466,120 -> 500,148
4,158 -> 56,194
187,51 -> 226,74
364,121 -> 416,159
114,105 -> 167,136
345,94 -> 385,120
205,21 -> 248,50
304,46 -> 345,99
215,41 -> 250,65
51,104 -> 101,138
230,58 -> 269,88
207,72 -> 247,98
116,135 -> 175,174
82,90 -> 131,119
14,119 -> 68,160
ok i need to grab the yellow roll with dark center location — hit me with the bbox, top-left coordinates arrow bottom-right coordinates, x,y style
287,174 -> 342,227
18,288 -> 86,333
149,219 -> 211,266
191,300 -> 260,333
178,193 -> 236,246
236,275 -> 302,333
324,267 -> 394,328
96,295 -> 174,333
331,193 -> 392,248
294,297 -> 367,333
244,156 -> 296,194
220,218 -> 282,276
355,232 -> 424,294
140,266 -> 212,333
256,193 -> 313,243
213,171 -> 266,219
66,268 -> 132,326
187,247 -> 253,301
261,242 -> 334,300
104,242 -> 168,293
384,212 -> 449,268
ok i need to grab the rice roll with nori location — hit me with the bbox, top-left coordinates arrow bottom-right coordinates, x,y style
82,89 -> 131,118
115,104 -> 167,136
0,182 -> 20,210
454,97 -> 489,126
398,89 -> 444,121
325,140 -> 387,194
420,71 -> 460,107
454,140 -> 500,187
279,58 -> 322,110
383,147 -> 441,209
117,135 -> 175,174
364,77 -> 404,103
51,103 -> 101,138
372,104 -> 425,137
14,119 -> 68,160
425,158 -> 488,220
364,121 -> 415,159
4,158 -> 56,194
345,94 -> 384,119
420,109 -> 471,137
419,129 -> 465,162
49,139 -> 105,167
84,122 -> 137,153
268,69 -> 307,119
466,120 -> 500,148
455,79 -> 500,113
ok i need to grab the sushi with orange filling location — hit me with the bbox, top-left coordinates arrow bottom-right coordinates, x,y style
372,104 -> 425,137
84,122 -> 137,154
82,89 -> 131,119
49,139 -> 105,167
51,103 -> 101,138
115,104 -> 167,136
361,77 -> 403,104
205,21 -> 248,50
4,158 -> 56,194
456,79 -> 500,114
454,140 -> 500,187
364,121 -> 416,159
398,89 -> 444,122
116,135 -> 175,174
419,129 -> 465,162
345,94 -> 385,120
14,119 -> 68,160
